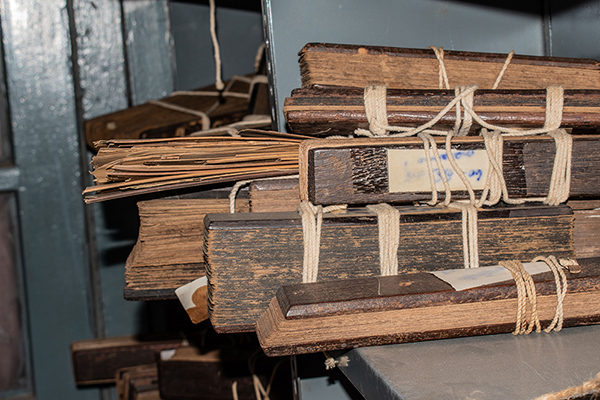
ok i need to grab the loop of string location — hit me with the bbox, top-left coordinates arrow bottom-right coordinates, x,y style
298,201 -> 347,283
356,83 -> 571,269
366,203 -> 400,276
532,255 -> 568,333
189,114 -> 271,138
428,47 -> 515,90
500,260 -> 542,335
148,74 -> 269,134
499,256 -> 569,336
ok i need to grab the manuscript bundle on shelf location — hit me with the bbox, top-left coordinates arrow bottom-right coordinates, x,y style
284,85 -> 600,136
299,135 -> 600,206
204,204 -> 575,333
256,258 -> 600,356
298,43 -> 600,90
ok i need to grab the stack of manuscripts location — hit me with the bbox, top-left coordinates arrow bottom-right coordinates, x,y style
70,331 -> 290,400
199,43 -> 600,356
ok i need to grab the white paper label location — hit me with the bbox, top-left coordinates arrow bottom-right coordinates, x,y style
175,276 -> 207,310
387,148 -> 489,193
431,262 -> 551,291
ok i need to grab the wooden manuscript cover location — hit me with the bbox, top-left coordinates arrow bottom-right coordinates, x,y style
299,43 -> 600,90
257,258 -> 600,356
299,135 -> 600,205
204,204 -> 574,333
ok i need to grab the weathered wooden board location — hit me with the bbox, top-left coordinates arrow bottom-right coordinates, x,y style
284,86 -> 600,135
204,204 -> 575,333
257,258 -> 600,356
299,135 -> 600,205
85,75 -> 259,147
299,43 -> 600,90
71,335 -> 185,386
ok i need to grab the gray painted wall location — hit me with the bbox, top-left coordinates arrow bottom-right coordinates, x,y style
170,2 -> 264,90
264,0 -> 549,132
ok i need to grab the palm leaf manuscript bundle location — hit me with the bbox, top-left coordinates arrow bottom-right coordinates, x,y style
256,258 -> 600,356
84,74 -> 268,147
204,204 -> 575,333
299,135 -> 600,205
299,43 -> 600,90
83,133 -> 303,203
124,196 -> 249,300
284,86 -> 600,136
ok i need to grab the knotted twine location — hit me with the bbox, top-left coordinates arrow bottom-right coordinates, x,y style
356,83 -> 572,270
298,201 -> 347,283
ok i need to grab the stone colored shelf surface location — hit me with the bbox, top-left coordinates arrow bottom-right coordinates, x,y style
338,324 -> 600,400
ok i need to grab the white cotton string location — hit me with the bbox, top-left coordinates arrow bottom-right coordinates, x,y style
492,50 -> 514,89
532,255 -> 568,332
228,174 -> 299,213
455,85 -> 474,136
418,132 -> 452,206
478,129 -> 506,207
500,260 -> 541,335
449,202 -> 479,269
355,85 -> 478,138
209,0 -> 224,90
428,46 -> 450,89
544,129 -> 572,206
146,100 -> 211,130
500,256 -> 570,336
189,114 -> 271,138
366,203 -> 400,276
298,201 -> 347,283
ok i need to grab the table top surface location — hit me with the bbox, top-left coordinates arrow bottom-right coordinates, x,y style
338,324 -> 600,400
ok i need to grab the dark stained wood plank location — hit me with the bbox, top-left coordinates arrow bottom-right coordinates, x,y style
257,258 -> 600,356
299,135 -> 600,205
70,335 -> 185,386
204,204 -> 575,333
285,86 -> 600,136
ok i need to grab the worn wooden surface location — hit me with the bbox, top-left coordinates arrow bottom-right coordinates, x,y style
249,177 -> 300,212
124,196 -> 248,301
299,43 -> 600,90
570,200 -> 600,259
204,204 -> 575,333
85,76 -> 258,148
299,135 -> 600,205
285,86 -> 600,135
256,258 -> 600,356
70,335 -> 184,386
84,133 -> 302,203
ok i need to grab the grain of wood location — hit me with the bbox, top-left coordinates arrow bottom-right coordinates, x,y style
257,259 -> 600,356
204,205 -> 575,333
299,43 -> 600,90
